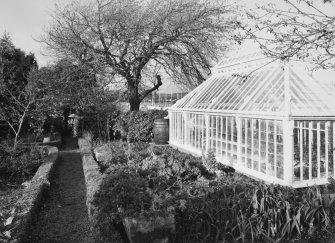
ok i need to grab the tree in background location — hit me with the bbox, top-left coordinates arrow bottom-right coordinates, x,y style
38,59 -> 119,111
37,59 -> 120,136
237,0 -> 335,69
0,33 -> 39,148
0,71 -> 46,150
41,0 -> 238,110
36,59 -> 99,113
0,33 -> 37,88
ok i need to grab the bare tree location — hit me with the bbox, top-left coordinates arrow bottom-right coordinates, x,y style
0,72 -> 44,150
41,0 -> 237,110
237,0 -> 335,69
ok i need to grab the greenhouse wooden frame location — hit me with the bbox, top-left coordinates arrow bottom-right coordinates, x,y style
168,53 -> 335,188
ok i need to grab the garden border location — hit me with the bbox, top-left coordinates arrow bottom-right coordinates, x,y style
12,146 -> 60,243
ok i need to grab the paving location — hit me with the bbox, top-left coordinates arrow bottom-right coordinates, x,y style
26,137 -> 93,243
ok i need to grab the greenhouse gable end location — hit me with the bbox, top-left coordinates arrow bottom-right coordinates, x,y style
168,53 -> 335,188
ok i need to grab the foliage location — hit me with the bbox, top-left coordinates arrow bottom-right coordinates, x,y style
92,141 -> 212,242
238,0 -> 335,69
36,59 -> 108,114
41,0 -> 238,110
0,146 -> 45,183
0,146 -> 45,241
90,141 -> 335,243
202,149 -> 219,173
114,109 -> 168,142
0,208 -> 18,242
0,33 -> 37,88
0,33 -> 42,148
82,108 -> 121,142
172,181 -> 335,243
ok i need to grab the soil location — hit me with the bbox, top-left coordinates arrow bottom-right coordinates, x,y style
25,137 -> 93,243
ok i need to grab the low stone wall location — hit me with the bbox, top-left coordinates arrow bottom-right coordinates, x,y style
13,146 -> 60,243
78,138 -> 104,241
19,133 -> 62,149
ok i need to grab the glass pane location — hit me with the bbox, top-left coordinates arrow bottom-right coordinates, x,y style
303,129 -> 309,180
268,154 -> 275,176
312,129 -> 317,179
217,141 -> 222,155
294,125 -> 301,181
233,118 -> 237,142
328,123 -> 334,177
253,119 -> 259,171
261,151 -> 266,173
321,131 -> 326,178
227,118 -> 232,141
222,117 -> 227,140
277,155 -> 284,179
222,141 -> 226,157
247,158 -> 252,169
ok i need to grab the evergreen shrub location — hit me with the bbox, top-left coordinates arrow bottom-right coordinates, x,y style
114,109 -> 168,142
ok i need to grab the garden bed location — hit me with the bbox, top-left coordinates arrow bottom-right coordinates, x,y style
80,137 -> 335,243
0,145 -> 59,242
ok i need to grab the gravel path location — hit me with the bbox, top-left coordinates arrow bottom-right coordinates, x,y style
26,137 -> 93,243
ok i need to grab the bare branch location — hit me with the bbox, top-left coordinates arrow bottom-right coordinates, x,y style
40,0 -> 237,110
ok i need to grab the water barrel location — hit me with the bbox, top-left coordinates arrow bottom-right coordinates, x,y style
153,119 -> 169,145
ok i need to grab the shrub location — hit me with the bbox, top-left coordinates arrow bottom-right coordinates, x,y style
202,149 -> 218,173
0,146 -> 44,183
114,109 -> 168,142
82,109 -> 121,142
92,142 -> 209,242
91,142 -> 335,243
171,180 -> 335,243
93,164 -> 178,242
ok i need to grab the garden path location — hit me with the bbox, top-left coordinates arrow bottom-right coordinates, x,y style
26,137 -> 93,243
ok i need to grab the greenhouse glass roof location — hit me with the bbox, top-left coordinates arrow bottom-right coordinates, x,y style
171,54 -> 335,117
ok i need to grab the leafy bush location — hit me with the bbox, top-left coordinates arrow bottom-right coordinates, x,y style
92,142 -> 211,242
114,109 -> 168,142
202,149 -> 218,173
91,142 -> 335,243
82,110 -> 121,142
172,180 -> 335,243
0,146 -> 45,183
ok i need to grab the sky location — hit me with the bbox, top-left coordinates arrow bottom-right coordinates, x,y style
0,0 -> 267,67
0,0 -> 334,89
0,0 -> 72,66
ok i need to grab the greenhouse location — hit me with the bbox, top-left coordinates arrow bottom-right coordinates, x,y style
168,53 -> 335,188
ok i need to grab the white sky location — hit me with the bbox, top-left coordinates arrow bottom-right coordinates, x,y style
0,0 -> 72,66
0,0 -> 267,67
0,0 -> 334,87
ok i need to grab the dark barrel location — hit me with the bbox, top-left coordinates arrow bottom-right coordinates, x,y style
153,119 -> 169,145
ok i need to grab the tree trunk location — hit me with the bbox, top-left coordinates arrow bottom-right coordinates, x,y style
129,100 -> 140,111
128,81 -> 141,111
127,74 -> 162,111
